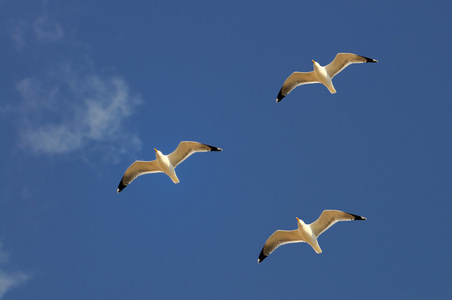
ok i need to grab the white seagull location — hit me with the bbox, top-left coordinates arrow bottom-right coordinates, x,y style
117,141 -> 222,193
258,210 -> 366,263
276,53 -> 378,102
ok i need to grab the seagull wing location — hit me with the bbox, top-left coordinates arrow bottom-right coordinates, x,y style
276,71 -> 318,102
117,160 -> 162,193
309,210 -> 366,237
168,141 -> 222,168
258,229 -> 304,263
325,53 -> 377,78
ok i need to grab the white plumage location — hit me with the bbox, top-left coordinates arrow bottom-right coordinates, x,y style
276,53 -> 377,102
258,210 -> 366,263
117,141 -> 222,193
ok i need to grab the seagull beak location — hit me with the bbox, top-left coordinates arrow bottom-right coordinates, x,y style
296,217 -> 300,221
312,60 -> 315,63
154,148 -> 157,152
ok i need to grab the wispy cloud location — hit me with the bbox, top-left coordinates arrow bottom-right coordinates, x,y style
14,64 -> 142,159
33,15 -> 64,42
7,12 -> 142,160
0,242 -> 29,299
10,15 -> 64,49
10,20 -> 27,49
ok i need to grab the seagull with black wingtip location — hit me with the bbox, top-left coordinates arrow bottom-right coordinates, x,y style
117,141 -> 222,193
258,210 -> 366,263
276,53 -> 378,102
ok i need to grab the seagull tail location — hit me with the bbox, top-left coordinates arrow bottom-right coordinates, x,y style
313,244 -> 322,254
310,239 -> 322,254
326,83 -> 336,94
169,173 -> 180,184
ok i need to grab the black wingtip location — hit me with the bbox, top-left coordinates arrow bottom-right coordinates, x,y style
117,180 -> 127,193
258,249 -> 267,263
204,144 -> 223,152
276,88 -> 285,103
348,212 -> 366,220
361,55 -> 378,63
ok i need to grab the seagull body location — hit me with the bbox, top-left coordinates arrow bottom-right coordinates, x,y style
117,141 -> 222,193
155,149 -> 179,183
258,210 -> 366,263
276,53 -> 378,102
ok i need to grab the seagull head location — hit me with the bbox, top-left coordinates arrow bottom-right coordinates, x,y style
312,60 -> 321,69
296,217 -> 307,227
154,148 -> 163,157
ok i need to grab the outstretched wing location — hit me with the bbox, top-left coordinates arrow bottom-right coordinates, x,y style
309,210 -> 366,237
117,160 -> 161,193
258,229 -> 304,263
168,141 -> 222,168
276,71 -> 318,102
325,53 -> 377,79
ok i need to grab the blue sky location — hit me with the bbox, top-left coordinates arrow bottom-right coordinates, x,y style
1,0 -> 451,299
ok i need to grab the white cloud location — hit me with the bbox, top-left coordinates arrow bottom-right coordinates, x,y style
0,243 -> 29,299
10,14 -> 64,49
11,20 -> 27,49
14,64 -> 142,160
0,271 -> 29,299
33,15 -> 64,42
8,11 -> 142,161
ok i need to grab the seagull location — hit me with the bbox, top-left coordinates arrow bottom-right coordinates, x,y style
276,53 -> 378,102
257,210 -> 366,263
117,141 -> 222,193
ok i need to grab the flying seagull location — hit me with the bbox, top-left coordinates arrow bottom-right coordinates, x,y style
117,141 -> 222,193
258,210 -> 366,263
276,53 -> 378,102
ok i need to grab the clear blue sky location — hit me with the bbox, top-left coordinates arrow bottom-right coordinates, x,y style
1,0 -> 451,299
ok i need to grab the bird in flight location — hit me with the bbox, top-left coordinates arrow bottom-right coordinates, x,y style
276,53 -> 377,102
258,210 -> 366,263
117,141 -> 222,193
